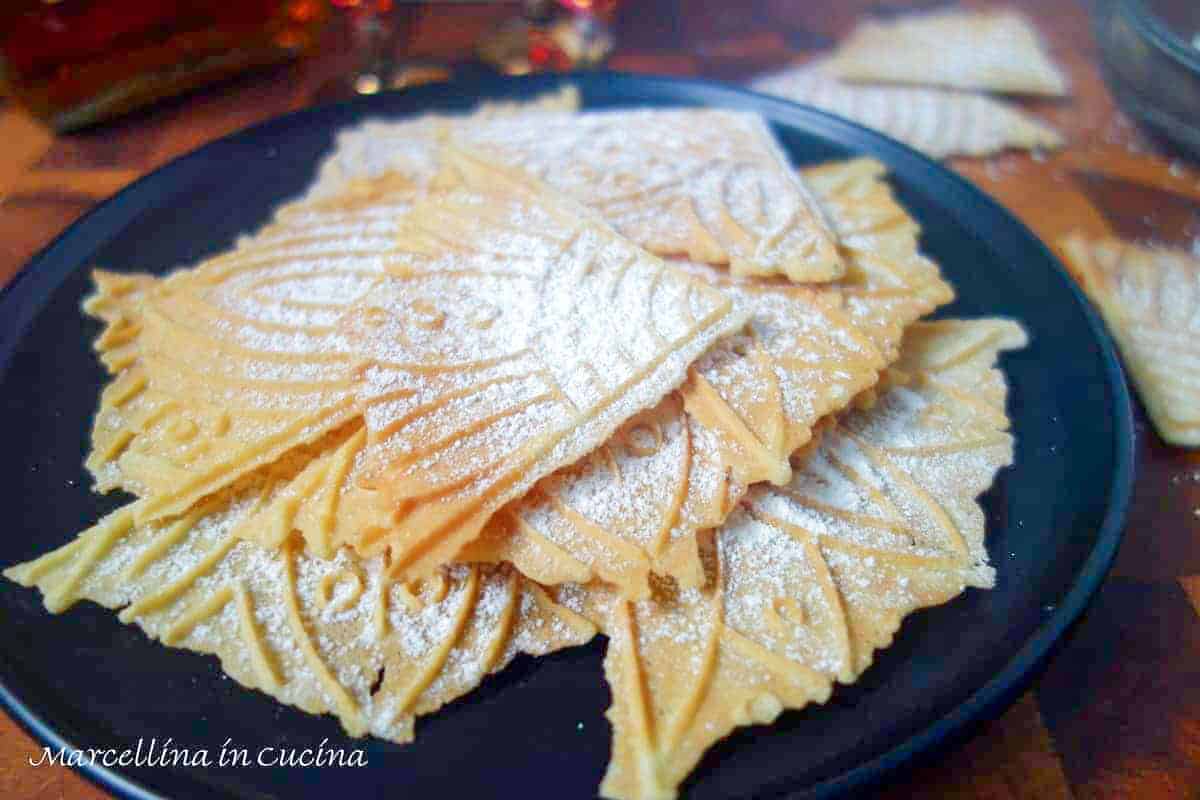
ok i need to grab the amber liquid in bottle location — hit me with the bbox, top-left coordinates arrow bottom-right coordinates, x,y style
0,0 -> 328,131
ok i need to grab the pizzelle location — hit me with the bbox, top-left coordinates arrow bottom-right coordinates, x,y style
753,60 -> 1063,159
1061,234 -> 1200,447
336,146 -> 748,579
85,147 -> 748,580
6,317 -> 1024,793
83,88 -> 585,528
322,108 -> 846,283
86,156 -> 949,599
463,157 -> 953,596
4,91 -> 1030,800
827,9 -> 1069,97
4,464 -> 596,743
307,84 -> 582,200
584,318 -> 1027,800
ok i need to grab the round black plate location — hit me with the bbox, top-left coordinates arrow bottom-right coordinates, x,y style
0,73 -> 1132,799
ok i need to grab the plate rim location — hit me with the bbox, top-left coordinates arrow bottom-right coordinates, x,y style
0,70 -> 1134,800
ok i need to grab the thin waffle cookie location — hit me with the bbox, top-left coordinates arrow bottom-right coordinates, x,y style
86,148 -> 748,581
83,182 -> 418,526
462,157 -> 952,596
1061,234 -> 1200,446
307,85 -> 581,201
794,159 -> 953,361
84,89 -> 582,524
4,318 -> 1023,786
752,61 -> 1063,159
322,109 -> 845,283
827,9 -> 1068,97
85,157 -> 947,596
4,449 -> 596,743
333,147 -> 746,580
457,110 -> 846,282
579,318 -> 1027,800
462,283 -> 882,596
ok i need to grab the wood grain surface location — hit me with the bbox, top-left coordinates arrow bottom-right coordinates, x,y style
1,1 -> 1198,798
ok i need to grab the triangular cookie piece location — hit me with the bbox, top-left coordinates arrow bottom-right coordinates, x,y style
4,476 -> 595,745
801,158 -> 954,359
828,10 -> 1069,96
322,109 -> 845,283
581,318 -> 1026,800
83,182 -> 418,524
308,85 -> 581,201
464,157 -> 952,597
465,289 -> 883,597
1061,234 -> 1200,446
86,157 -> 753,587
753,60 -> 1063,158
456,109 -> 845,282
337,146 -> 746,581
84,88 -> 589,520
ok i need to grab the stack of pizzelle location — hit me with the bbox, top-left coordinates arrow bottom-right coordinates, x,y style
6,89 -> 1026,799
752,9 -> 1067,159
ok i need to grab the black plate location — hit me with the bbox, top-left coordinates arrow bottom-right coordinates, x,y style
0,73 -> 1132,799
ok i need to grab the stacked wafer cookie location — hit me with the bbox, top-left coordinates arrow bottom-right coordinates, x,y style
5,89 -> 1026,799
752,9 -> 1067,159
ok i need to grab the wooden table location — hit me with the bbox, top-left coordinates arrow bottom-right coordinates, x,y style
1,1 -> 1199,798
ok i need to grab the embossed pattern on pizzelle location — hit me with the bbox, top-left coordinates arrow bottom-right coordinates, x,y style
581,318 -> 1026,800
753,60 -> 1062,159
827,9 -> 1069,96
1062,234 -> 1200,446
83,188 -> 415,524
321,108 -> 846,283
85,148 -> 747,581
4,461 -> 596,744
337,147 -> 746,580
464,158 -> 951,598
